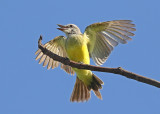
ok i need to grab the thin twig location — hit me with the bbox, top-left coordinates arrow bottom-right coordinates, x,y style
38,35 -> 160,88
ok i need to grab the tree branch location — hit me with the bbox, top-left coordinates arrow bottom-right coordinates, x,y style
37,35 -> 160,88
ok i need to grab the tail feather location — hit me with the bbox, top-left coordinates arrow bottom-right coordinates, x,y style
70,73 -> 103,102
93,90 -> 102,99
70,77 -> 90,102
90,74 -> 103,100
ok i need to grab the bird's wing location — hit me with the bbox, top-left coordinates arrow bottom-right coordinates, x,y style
35,36 -> 74,75
84,20 -> 136,65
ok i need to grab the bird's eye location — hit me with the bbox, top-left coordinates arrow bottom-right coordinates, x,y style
70,25 -> 73,27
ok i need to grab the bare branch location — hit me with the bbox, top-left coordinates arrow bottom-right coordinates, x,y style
37,35 -> 160,88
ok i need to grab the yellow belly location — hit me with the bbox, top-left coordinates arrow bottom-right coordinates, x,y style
67,44 -> 90,64
65,35 -> 92,85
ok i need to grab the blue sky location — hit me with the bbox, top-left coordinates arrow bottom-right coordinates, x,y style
1,0 -> 160,114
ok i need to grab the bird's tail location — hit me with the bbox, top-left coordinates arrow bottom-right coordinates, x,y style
70,73 -> 104,102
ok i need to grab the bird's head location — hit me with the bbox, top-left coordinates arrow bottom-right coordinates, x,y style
57,24 -> 81,36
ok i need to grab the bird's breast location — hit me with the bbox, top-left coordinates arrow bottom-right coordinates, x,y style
65,35 -> 90,64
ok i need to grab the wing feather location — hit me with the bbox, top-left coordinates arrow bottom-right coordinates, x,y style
101,31 -> 119,47
85,20 -> 135,65
35,52 -> 43,60
35,36 -> 74,75
107,28 -> 133,40
39,54 -> 47,64
105,30 -> 127,44
43,56 -> 50,67
111,25 -> 136,31
47,58 -> 53,69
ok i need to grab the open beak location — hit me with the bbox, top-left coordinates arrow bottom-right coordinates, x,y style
57,24 -> 67,31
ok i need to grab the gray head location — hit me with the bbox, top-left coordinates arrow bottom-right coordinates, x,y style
57,24 -> 81,36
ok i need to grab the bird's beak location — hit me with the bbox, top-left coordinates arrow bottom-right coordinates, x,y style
57,24 -> 67,31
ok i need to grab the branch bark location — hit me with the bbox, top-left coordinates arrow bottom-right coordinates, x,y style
37,35 -> 160,88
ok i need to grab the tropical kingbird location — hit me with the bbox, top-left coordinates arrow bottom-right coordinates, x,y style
35,20 -> 136,102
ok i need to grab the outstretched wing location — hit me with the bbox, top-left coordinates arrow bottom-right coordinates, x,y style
35,36 -> 74,75
84,20 -> 136,65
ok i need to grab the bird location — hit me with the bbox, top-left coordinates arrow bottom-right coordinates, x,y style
35,20 -> 136,102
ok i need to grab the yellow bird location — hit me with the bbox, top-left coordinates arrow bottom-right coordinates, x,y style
35,20 -> 136,102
